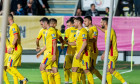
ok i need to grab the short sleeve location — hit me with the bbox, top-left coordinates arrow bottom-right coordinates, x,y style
11,25 -> 18,35
37,30 -> 42,40
50,30 -> 57,40
92,27 -> 98,38
81,29 -> 87,41
65,28 -> 70,39
57,30 -> 62,39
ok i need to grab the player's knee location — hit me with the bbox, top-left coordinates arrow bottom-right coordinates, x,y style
109,69 -> 115,74
52,67 -> 58,73
39,64 -> 45,71
72,67 -> 77,72
84,69 -> 89,74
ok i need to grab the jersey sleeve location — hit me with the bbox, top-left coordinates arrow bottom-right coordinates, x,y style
57,30 -> 62,39
92,27 -> 98,38
65,28 -> 70,39
37,29 -> 42,40
81,29 -> 87,41
11,25 -> 18,35
50,29 -> 57,40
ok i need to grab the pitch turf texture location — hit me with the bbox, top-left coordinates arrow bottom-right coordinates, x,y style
4,62 -> 140,84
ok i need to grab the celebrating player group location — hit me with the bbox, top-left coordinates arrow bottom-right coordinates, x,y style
3,14 -> 128,84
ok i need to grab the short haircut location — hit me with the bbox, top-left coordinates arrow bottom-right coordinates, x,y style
84,16 -> 92,23
74,17 -> 83,24
69,17 -> 75,24
106,7 -> 109,10
66,20 -> 70,23
8,14 -> 13,19
102,17 -> 108,24
91,3 -> 95,8
49,18 -> 57,23
40,17 -> 49,24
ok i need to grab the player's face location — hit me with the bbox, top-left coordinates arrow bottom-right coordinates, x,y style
42,22 -> 48,29
101,20 -> 105,29
40,21 -> 43,28
84,18 -> 90,27
67,22 -> 70,28
50,22 -> 57,28
74,20 -> 78,28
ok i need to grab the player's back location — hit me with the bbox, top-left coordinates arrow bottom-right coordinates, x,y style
105,28 -> 118,56
66,27 -> 77,43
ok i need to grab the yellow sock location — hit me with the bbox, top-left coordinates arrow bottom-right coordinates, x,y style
93,69 -> 102,80
81,71 -> 86,84
72,72 -> 77,84
64,70 -> 69,83
51,73 -> 55,84
54,72 -> 61,84
77,72 -> 81,83
68,69 -> 72,79
86,72 -> 94,84
7,69 -> 18,84
9,67 -> 24,80
106,72 -> 112,84
113,71 -> 125,83
41,70 -> 48,84
47,72 -> 50,82
3,70 -> 10,84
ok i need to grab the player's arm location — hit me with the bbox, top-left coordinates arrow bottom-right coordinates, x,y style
95,25 -> 105,33
52,39 -> 57,62
36,46 -> 46,58
76,40 -> 87,59
68,41 -> 76,46
36,30 -> 42,51
8,28 -> 18,54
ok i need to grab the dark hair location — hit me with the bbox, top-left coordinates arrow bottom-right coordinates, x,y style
102,17 -> 108,24
8,14 -> 13,19
49,18 -> 57,23
69,17 -> 75,24
40,17 -> 49,24
106,7 -> 109,10
91,3 -> 95,8
66,20 -> 70,23
84,16 -> 92,23
74,17 -> 83,24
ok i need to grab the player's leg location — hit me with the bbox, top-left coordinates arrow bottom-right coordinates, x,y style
108,57 -> 127,84
64,54 -> 73,84
82,52 -> 94,84
7,51 -> 28,84
40,63 -> 48,84
3,66 -> 10,84
80,69 -> 86,84
72,53 -> 80,84
91,52 -> 102,80
52,67 -> 61,84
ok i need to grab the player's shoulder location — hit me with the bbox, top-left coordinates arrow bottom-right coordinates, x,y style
111,28 -> 116,34
91,26 -> 97,30
11,23 -> 18,28
48,27 -> 56,33
81,28 -> 87,32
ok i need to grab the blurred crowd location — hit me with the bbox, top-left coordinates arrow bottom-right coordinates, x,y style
0,0 -> 50,16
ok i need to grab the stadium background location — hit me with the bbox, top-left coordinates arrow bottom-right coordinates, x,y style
0,0 -> 140,84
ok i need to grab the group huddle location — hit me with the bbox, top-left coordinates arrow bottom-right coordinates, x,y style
3,14 -> 128,84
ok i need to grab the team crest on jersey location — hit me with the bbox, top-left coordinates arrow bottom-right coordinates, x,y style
82,34 -> 85,37
12,28 -> 15,31
51,34 -> 55,37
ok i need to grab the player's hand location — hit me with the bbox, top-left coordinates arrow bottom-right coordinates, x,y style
8,47 -> 13,54
76,53 -> 81,59
52,55 -> 56,62
101,54 -> 105,60
42,4 -> 45,8
36,47 -> 41,52
61,44 -> 64,49
36,53 -> 41,58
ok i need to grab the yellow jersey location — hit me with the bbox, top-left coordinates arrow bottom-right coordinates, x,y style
55,29 -> 61,40
75,28 -> 87,52
9,23 -> 22,51
65,27 -> 77,48
45,27 -> 57,55
86,26 -> 98,53
105,28 -> 118,56
5,38 -> 10,53
37,28 -> 47,46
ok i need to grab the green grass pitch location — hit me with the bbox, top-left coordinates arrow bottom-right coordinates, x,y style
4,69 -> 140,84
